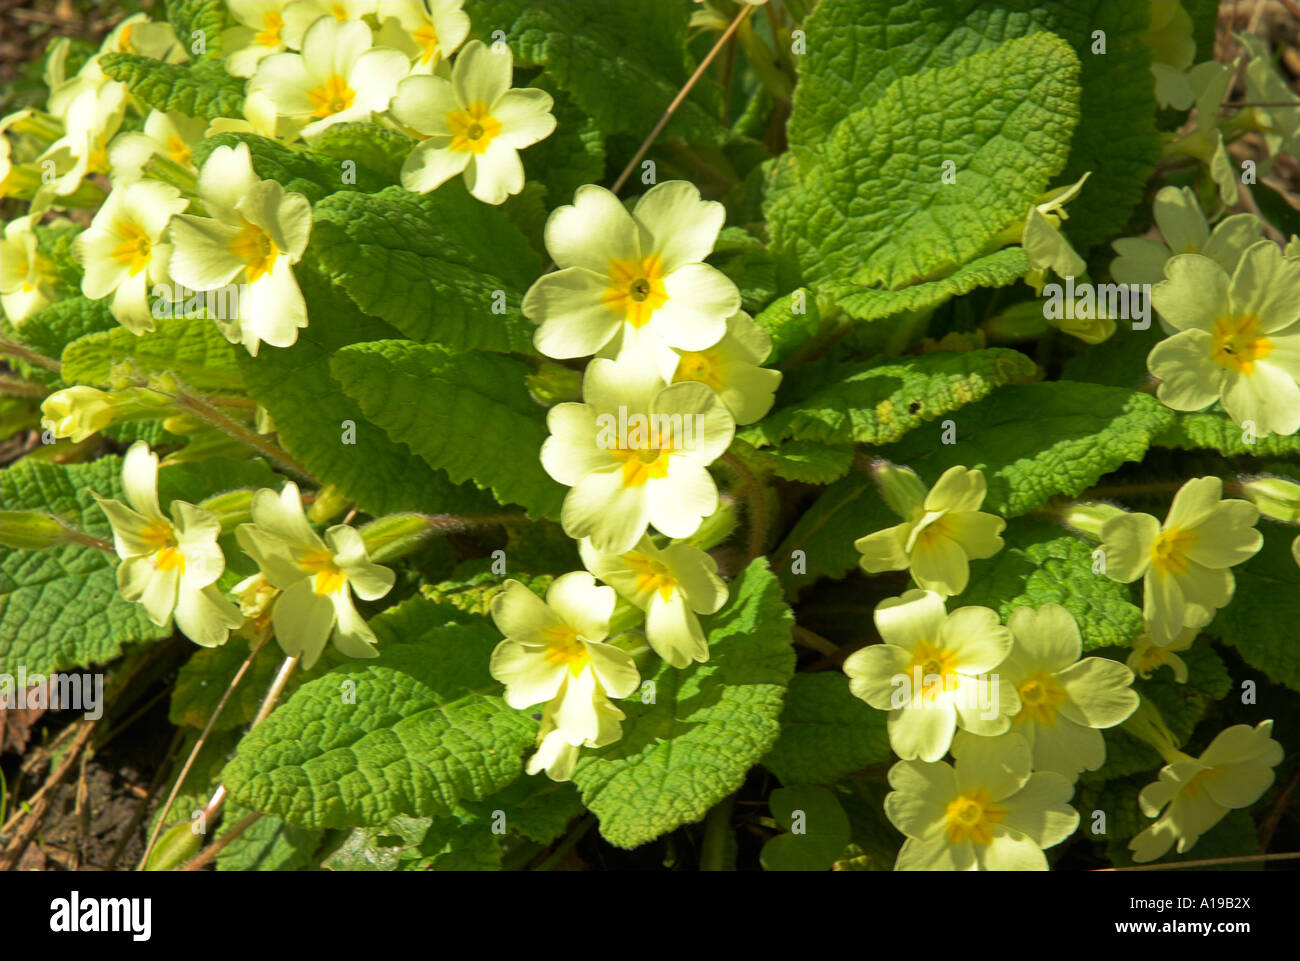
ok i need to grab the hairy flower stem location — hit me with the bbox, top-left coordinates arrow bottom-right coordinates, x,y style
182,811 -> 263,871
722,452 -> 770,560
0,338 -> 61,373
170,389 -> 314,483
609,2 -> 756,195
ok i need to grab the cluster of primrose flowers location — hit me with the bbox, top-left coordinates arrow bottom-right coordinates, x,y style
845,461 -> 1286,868
490,177 -> 783,780
93,440 -> 395,670
3,0 -> 557,355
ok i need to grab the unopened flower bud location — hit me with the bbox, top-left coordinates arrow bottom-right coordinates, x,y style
40,386 -> 115,442
1239,476 -> 1300,523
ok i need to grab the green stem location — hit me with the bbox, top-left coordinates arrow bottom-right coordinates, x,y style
533,815 -> 594,870
700,794 -> 738,871
0,338 -> 61,373
722,452 -> 770,560
170,389 -> 314,482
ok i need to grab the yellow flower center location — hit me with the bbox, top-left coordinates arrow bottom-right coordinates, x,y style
228,218 -> 279,281
944,789 -> 1007,845
300,548 -> 347,596
308,73 -> 356,118
256,10 -> 284,47
414,23 -> 440,63
112,220 -> 153,275
543,624 -> 589,675
1150,525 -> 1196,578
908,640 -> 959,703
1211,313 -> 1273,375
140,520 -> 185,572
87,139 -> 110,174
610,445 -> 672,488
1015,669 -> 1069,725
623,551 -> 678,601
446,101 -> 502,154
166,135 -> 191,166
1180,767 -> 1221,800
331,3 -> 348,19
121,23 -> 136,53
155,545 -> 186,572
674,348 -> 727,390
603,254 -> 667,328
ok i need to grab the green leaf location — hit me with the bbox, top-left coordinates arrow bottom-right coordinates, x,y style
216,803 -> 324,871
775,472 -> 896,597
752,288 -> 820,366
760,786 -> 852,871
192,133 -> 390,203
166,0 -> 229,57
1154,411 -> 1300,457
745,348 -> 1037,448
308,122 -> 415,185
763,673 -> 891,786
520,76 -> 606,204
236,264 -> 500,516
1205,524 -> 1300,692
61,315 -> 243,392
827,248 -> 1030,322
768,32 -> 1079,292
572,559 -> 796,849
787,0 -> 1159,252
100,55 -> 244,121
882,382 -> 1176,516
222,597 -> 537,829
332,340 -> 564,519
11,297 -> 117,381
730,438 -> 854,486
458,777 -> 584,846
310,184 -> 540,353
952,517 -> 1145,652
322,815 -> 433,871
466,0 -> 724,144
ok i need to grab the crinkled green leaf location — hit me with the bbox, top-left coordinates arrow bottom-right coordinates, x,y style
787,0 -> 1159,252
166,0 -> 230,58
217,803 -> 324,871
466,0 -> 723,144
222,597 -> 538,829
236,264 -> 499,517
332,340 -> 564,519
883,382 -> 1176,516
521,76 -> 606,205
827,248 -> 1030,322
730,438 -> 854,486
311,184 -> 540,353
768,32 -> 1079,292
100,54 -> 244,121
952,516 -> 1144,652
763,673 -> 890,786
1155,411 -> 1300,457
309,122 -> 415,185
745,348 -> 1037,448
61,315 -> 243,392
1205,524 -> 1300,692
760,785 -> 852,872
752,288 -> 820,366
572,558 -> 796,849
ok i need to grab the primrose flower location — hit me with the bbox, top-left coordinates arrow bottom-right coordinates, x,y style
489,574 -> 640,781
885,732 -> 1080,871
249,17 -> 408,140
75,179 -> 188,333
1130,721 -> 1283,863
1111,186 -> 1262,289
1002,604 -> 1138,779
374,0 -> 470,73
1127,626 -> 1197,684
40,81 -> 126,194
1,211 -> 55,323
670,311 -> 782,425
391,40 -> 556,205
279,0 -> 376,47
579,536 -> 728,668
205,91 -> 288,140
236,482 -> 396,669
1240,33 -> 1300,158
1143,0 -> 1195,109
223,1 -> 290,77
1099,476 -> 1262,646
1020,172 -> 1089,293
40,386 -> 115,442
1149,242 -> 1300,436
107,110 -> 206,184
523,181 -> 741,360
855,462 -> 1005,597
842,589 -> 1018,762
91,442 -> 242,648
167,143 -> 312,354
